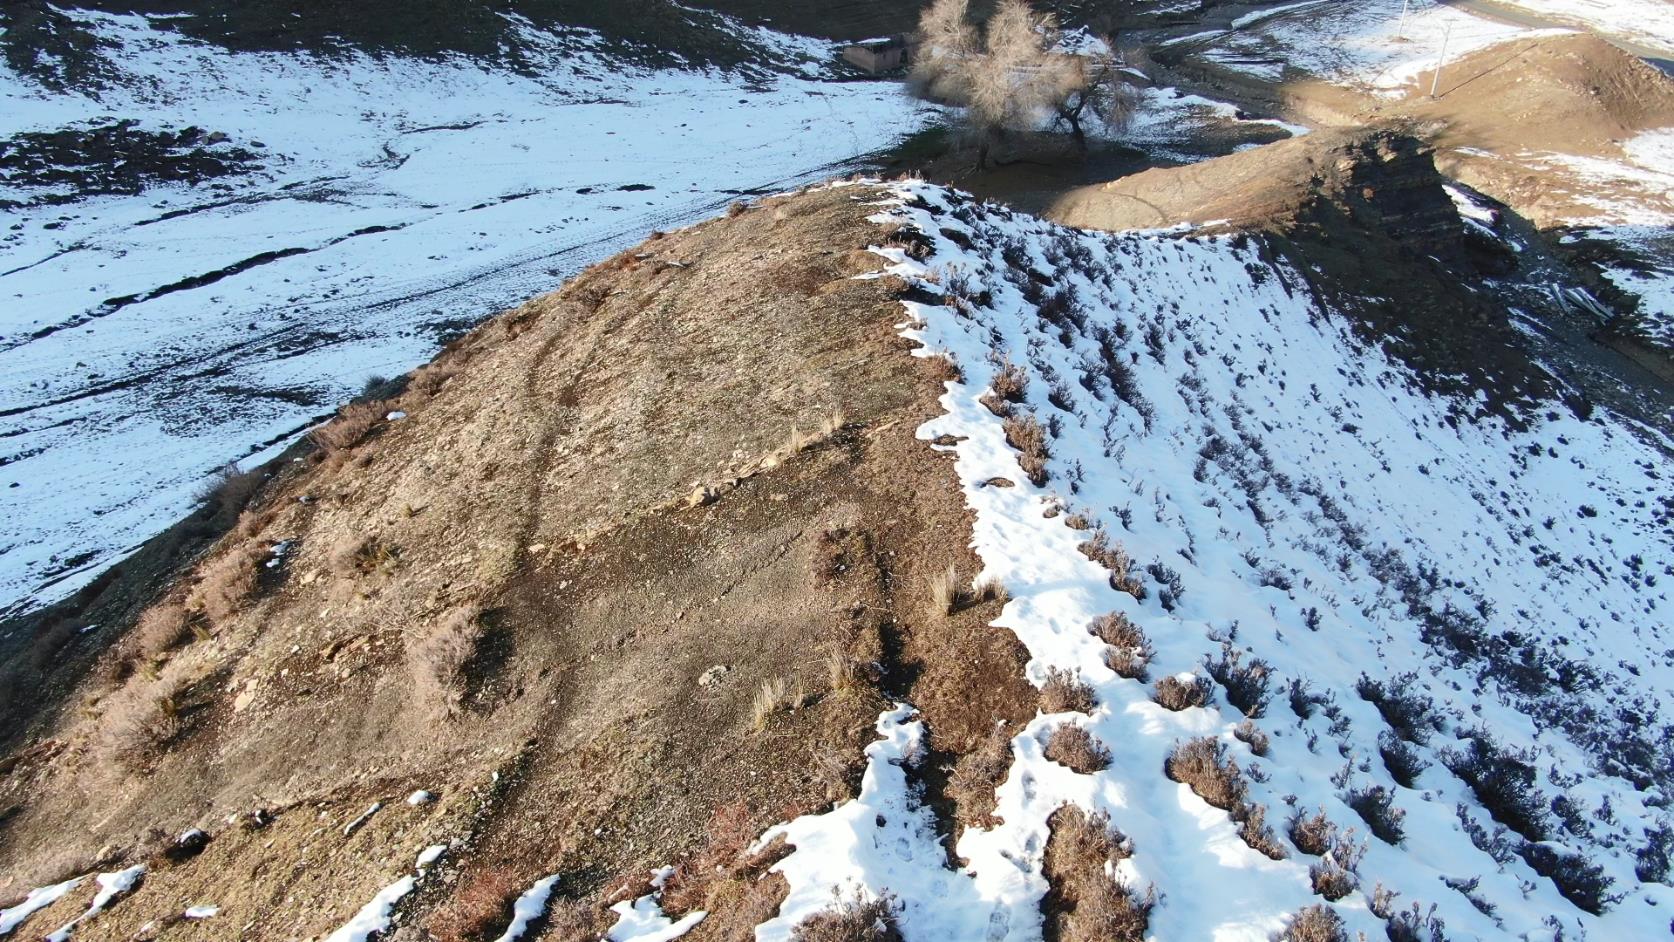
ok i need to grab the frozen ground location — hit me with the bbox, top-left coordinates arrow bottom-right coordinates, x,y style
749,180 -> 1674,940
0,9 -> 931,615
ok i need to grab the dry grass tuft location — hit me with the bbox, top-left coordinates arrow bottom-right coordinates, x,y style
427,866 -> 522,942
98,672 -> 187,768
819,409 -> 848,438
1042,805 -> 1152,942
1077,530 -> 1145,600
407,605 -> 485,720
1152,674 -> 1213,712
973,573 -> 1008,604
1238,802 -> 1288,860
1090,612 -> 1152,680
1165,737 -> 1245,811
407,360 -> 461,400
310,400 -> 385,455
928,563 -> 961,616
947,723 -> 1014,826
1278,904 -> 1346,942
1045,724 -> 1111,774
923,354 -> 963,383
1040,668 -> 1097,714
1001,413 -> 1050,486
791,890 -> 902,942
825,652 -> 868,696
1289,807 -> 1337,857
1234,719 -> 1271,757
331,533 -> 399,578
131,601 -> 192,660
751,676 -> 798,731
990,358 -> 1028,403
197,462 -> 263,521
188,540 -> 268,625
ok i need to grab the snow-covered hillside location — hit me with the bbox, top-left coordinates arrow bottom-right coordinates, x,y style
751,181 -> 1674,941
0,9 -> 930,614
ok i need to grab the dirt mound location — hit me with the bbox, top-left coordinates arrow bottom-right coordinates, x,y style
1050,125 -> 1465,247
0,184 -> 1036,938
1412,31 -> 1674,155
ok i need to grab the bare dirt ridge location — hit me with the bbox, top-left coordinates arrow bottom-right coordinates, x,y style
0,183 -> 1036,940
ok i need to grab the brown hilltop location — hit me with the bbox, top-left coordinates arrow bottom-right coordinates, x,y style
0,184 -> 1036,940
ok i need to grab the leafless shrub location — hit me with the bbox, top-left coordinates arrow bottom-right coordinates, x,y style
929,563 -> 961,616
197,462 -> 263,521
1239,802 -> 1287,860
1045,724 -> 1110,773
131,601 -> 192,660
310,400 -> 385,454
751,677 -> 798,731
408,360 -> 460,400
1042,805 -> 1151,942
427,866 -> 521,942
1077,529 -> 1145,599
1356,672 -> 1440,744
1234,719 -> 1270,757
1165,737 -> 1245,811
1002,412 -> 1049,486
1289,808 -> 1337,857
1152,674 -> 1213,712
188,540 -> 267,625
1278,904 -> 1346,942
1379,731 -> 1429,788
1041,668 -> 1097,714
1384,901 -> 1448,942
1090,612 -> 1151,680
1204,643 -> 1274,718
407,605 -> 485,720
791,889 -> 902,942
1346,784 -> 1406,844
98,674 -> 186,768
991,358 -> 1028,403
1443,732 -> 1547,842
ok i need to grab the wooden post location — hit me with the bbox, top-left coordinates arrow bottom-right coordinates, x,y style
1430,22 -> 1452,97
1397,0 -> 1411,40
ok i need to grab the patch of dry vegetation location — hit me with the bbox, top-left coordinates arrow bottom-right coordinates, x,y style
187,539 -> 268,625
791,891 -> 902,942
1041,805 -> 1153,942
751,676 -> 805,731
1165,736 -> 1286,859
1076,529 -> 1145,600
1040,668 -> 1096,714
662,805 -> 794,926
1002,412 -> 1050,487
427,866 -> 522,942
928,563 -> 962,616
1089,612 -> 1151,681
310,400 -> 386,456
1278,904 -> 1346,942
1152,674 -> 1213,712
407,605 -> 485,720
1044,724 -> 1110,774
947,723 -> 1015,827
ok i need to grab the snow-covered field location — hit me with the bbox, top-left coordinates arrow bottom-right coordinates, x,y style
0,10 -> 930,615
1494,0 -> 1674,55
749,180 -> 1674,940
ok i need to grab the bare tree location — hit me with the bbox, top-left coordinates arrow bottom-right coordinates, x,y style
910,0 -> 1133,168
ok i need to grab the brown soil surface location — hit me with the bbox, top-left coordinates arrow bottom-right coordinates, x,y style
0,184 -> 1037,940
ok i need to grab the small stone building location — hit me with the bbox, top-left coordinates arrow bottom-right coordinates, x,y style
841,36 -> 910,75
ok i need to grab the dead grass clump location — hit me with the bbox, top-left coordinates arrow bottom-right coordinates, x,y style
188,540 -> 267,625
1308,829 -> 1365,902
825,652 -> 868,696
331,533 -> 398,578
1090,612 -> 1152,680
1042,806 -> 1151,942
1077,530 -> 1145,600
98,676 -> 186,768
1238,802 -> 1287,860
1002,413 -> 1050,486
1278,904 -> 1346,942
1152,674 -> 1213,712
947,724 -> 1014,826
974,573 -> 1008,604
990,358 -> 1028,403
1045,724 -> 1111,774
1204,643 -> 1274,718
310,400 -> 385,455
1289,807 -> 1336,857
1040,668 -> 1097,714
132,602 -> 192,660
751,677 -> 800,731
923,354 -> 962,383
408,360 -> 461,400
407,605 -> 485,720
660,803 -> 763,913
928,563 -> 961,616
791,891 -> 902,942
197,462 -> 263,521
1165,737 -> 1245,811
1234,719 -> 1270,757
427,866 -> 521,942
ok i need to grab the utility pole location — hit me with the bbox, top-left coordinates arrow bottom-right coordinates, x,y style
1430,22 -> 1452,97
1396,0 -> 1411,40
